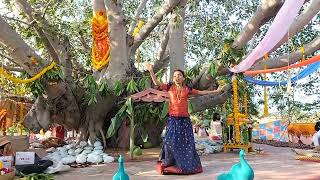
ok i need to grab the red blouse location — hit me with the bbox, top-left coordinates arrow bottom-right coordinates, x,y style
160,83 -> 199,117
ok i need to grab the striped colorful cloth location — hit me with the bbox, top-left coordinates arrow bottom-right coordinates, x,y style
252,120 -> 288,141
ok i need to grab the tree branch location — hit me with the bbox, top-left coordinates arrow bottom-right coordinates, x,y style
128,0 -> 149,35
1,64 -> 24,72
190,85 -> 232,112
79,32 -> 91,55
154,25 -> 169,62
259,0 -> 320,57
15,0 -> 60,64
0,52 -> 14,61
0,14 -> 30,26
104,0 -> 121,14
252,35 -> 320,70
232,0 -> 284,49
59,37 -> 73,83
0,16 -> 44,75
153,55 -> 170,73
131,0 -> 181,53
192,66 -> 207,87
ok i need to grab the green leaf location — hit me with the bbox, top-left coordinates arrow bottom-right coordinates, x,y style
160,101 -> 169,119
107,115 -> 123,138
114,80 -> 124,96
126,78 -> 138,93
188,100 -> 194,114
208,62 -> 217,77
125,97 -> 134,116
107,104 -> 128,138
138,76 -> 149,90
155,69 -> 164,80
141,132 -> 148,143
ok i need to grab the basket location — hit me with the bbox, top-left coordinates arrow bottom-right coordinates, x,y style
0,170 -> 15,180
0,136 -> 29,151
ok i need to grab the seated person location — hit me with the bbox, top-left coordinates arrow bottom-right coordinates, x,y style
312,121 -> 320,151
198,124 -> 209,138
210,113 -> 222,137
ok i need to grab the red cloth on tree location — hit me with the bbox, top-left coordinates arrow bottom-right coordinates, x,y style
52,125 -> 64,140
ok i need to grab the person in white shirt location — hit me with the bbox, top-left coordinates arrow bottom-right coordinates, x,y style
210,113 -> 222,137
312,121 -> 320,151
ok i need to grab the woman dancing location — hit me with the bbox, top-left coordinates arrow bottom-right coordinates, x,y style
146,64 -> 223,175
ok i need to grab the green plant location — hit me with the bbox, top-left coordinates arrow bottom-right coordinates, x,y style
113,80 -> 125,96
18,173 -> 54,180
83,75 -> 98,105
126,78 -> 139,94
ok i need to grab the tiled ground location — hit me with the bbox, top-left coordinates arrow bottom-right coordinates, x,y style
55,144 -> 320,180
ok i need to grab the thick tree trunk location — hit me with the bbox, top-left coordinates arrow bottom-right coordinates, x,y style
168,0 -> 187,79
94,0 -> 129,84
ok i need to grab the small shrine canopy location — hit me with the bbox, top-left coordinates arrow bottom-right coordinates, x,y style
131,88 -> 168,103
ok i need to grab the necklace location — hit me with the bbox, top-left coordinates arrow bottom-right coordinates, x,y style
175,85 -> 183,102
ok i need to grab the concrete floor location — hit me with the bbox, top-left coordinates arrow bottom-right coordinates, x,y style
55,144 -> 320,180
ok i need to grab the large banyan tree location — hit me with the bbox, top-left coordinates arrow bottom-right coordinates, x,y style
0,0 -> 319,147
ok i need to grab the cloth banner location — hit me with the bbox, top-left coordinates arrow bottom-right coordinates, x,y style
244,54 -> 320,76
230,0 -> 305,73
252,120 -> 288,141
243,61 -> 320,86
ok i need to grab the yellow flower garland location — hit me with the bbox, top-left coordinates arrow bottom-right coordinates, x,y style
91,11 -> 111,71
133,20 -> 144,69
0,61 -> 56,84
300,47 -> 305,61
232,77 -> 240,143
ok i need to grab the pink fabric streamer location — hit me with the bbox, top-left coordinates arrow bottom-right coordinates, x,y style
230,0 -> 305,73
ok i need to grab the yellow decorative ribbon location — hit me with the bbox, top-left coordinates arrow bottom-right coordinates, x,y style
300,47 -> 305,61
133,20 -> 144,69
0,61 -> 56,84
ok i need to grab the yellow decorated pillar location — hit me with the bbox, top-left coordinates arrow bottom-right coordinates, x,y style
232,77 -> 240,143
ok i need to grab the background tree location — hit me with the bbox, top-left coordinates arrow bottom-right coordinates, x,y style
0,0 -> 318,147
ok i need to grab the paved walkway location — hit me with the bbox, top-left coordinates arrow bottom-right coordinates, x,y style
55,144 -> 320,180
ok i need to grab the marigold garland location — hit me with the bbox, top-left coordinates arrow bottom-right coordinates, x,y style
133,20 -> 144,68
0,61 -> 56,84
91,11 -> 110,71
300,47 -> 305,61
232,77 -> 240,143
